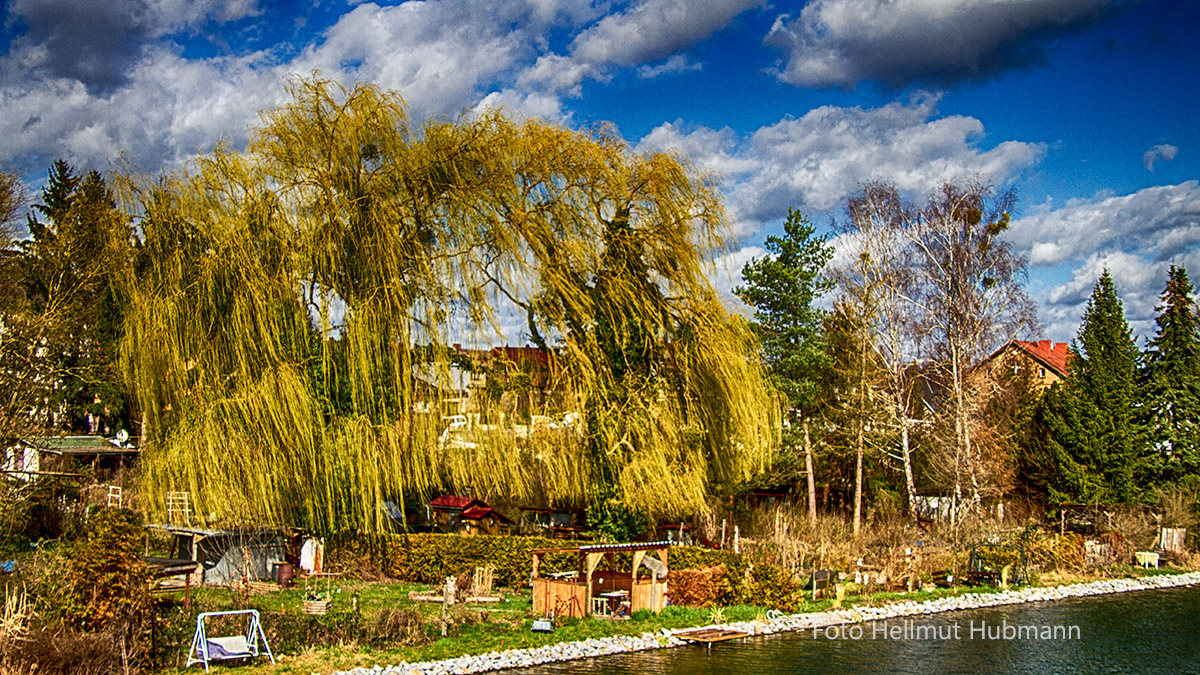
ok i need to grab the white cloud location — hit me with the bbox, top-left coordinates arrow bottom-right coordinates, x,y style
2,0 -> 261,94
519,0 -> 760,95
1011,181 -> 1200,341
0,47 -> 284,173
473,88 -> 571,124
1039,251 -> 1164,342
765,0 -> 1111,89
637,54 -> 702,79
1010,181 -> 1200,267
517,54 -> 601,98
1143,143 -> 1178,172
0,0 -> 551,174
292,2 -> 534,122
639,96 -> 1045,235
571,0 -> 761,67
707,244 -> 767,311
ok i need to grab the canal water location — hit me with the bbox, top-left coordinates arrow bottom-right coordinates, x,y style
516,585 -> 1200,674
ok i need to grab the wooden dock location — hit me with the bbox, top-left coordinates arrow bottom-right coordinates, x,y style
675,628 -> 749,644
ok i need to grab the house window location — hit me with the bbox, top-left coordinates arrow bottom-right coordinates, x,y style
1039,368 -> 1046,378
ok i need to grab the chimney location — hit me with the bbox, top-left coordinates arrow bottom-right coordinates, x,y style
1053,342 -> 1067,354
1038,339 -> 1051,351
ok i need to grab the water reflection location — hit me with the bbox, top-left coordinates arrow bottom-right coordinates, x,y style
516,585 -> 1200,674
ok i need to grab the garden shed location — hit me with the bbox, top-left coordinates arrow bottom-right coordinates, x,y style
147,525 -> 286,585
530,541 -> 669,619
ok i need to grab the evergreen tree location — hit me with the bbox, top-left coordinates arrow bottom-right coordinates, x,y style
1139,265 -> 1200,481
21,161 -> 134,434
1016,380 -> 1105,504
736,209 -> 835,413
1073,270 -> 1141,500
1024,270 -> 1140,503
736,209 -> 834,522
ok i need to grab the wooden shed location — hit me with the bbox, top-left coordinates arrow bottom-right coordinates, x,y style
530,541 -> 669,619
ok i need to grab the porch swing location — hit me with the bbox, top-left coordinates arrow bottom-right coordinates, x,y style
186,609 -> 274,672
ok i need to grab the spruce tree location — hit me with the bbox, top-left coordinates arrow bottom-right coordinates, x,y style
1139,265 -> 1200,481
21,161 -> 134,434
1071,270 -> 1141,501
1017,270 -> 1140,504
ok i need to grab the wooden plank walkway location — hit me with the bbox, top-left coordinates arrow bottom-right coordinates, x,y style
674,628 -> 749,643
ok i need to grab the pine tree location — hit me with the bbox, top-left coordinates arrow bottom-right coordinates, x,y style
736,209 -> 834,522
1139,265 -> 1200,481
736,209 -> 835,412
21,161 -> 134,434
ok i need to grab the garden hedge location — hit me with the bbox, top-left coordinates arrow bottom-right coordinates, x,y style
329,534 -> 800,609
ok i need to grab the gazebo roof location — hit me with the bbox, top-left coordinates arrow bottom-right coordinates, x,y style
529,540 -> 672,555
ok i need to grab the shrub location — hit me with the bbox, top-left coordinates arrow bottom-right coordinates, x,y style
369,608 -> 429,646
332,533 -> 794,608
331,533 -> 605,588
1,624 -> 132,675
258,610 -> 364,654
64,508 -> 154,632
744,564 -> 802,612
668,565 -> 732,608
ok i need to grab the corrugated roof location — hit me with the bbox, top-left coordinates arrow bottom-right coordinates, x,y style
22,435 -> 138,455
530,541 -> 673,555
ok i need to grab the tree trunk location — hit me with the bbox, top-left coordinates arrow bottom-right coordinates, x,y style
804,419 -> 817,525
854,420 -> 864,536
901,418 -> 917,522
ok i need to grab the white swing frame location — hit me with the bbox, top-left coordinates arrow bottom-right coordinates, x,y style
186,609 -> 274,672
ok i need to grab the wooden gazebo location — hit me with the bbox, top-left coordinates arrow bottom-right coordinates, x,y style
530,541 -> 669,619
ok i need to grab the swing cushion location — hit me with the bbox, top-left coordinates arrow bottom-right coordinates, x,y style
207,636 -> 251,659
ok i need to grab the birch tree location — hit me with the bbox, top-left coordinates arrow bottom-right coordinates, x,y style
832,182 -> 923,523
909,180 -> 1036,519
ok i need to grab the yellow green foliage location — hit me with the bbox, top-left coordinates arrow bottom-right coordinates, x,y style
42,508 -> 154,632
121,76 -> 778,534
331,533 -> 807,610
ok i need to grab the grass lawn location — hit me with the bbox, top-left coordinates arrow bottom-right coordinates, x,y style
155,564 -> 1195,675
156,579 -> 766,675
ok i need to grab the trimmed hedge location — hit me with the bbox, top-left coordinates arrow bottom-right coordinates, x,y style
332,533 -> 602,588
330,534 -> 805,610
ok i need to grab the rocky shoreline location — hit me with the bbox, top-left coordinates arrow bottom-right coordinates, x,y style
329,571 -> 1200,675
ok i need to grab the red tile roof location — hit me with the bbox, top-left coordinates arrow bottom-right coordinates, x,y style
1012,339 -> 1071,377
461,505 -> 514,524
429,495 -> 484,510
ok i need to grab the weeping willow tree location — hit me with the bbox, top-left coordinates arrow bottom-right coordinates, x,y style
121,77 -> 778,536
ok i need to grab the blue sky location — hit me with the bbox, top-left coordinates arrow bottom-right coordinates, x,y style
2,0 -> 1198,342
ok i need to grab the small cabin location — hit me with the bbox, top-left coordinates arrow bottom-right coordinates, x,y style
3,435 -> 138,481
520,507 -> 586,538
531,542 -> 669,619
427,495 -> 514,536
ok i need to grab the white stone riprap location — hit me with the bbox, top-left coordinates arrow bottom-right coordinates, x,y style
326,571 -> 1200,675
